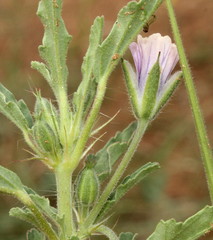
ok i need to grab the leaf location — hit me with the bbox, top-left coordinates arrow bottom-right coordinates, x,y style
96,0 -> 163,80
29,193 -> 58,223
96,225 -> 119,240
119,232 -> 137,240
92,121 -> 137,181
35,0 -> 72,93
97,162 -> 160,220
17,99 -> 33,128
146,206 -> 213,240
73,16 -> 104,117
27,228 -> 45,240
24,186 -> 59,227
10,207 -> 42,231
0,84 -> 32,131
0,165 -> 25,195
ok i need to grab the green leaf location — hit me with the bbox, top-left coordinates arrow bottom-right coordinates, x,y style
0,84 -> 32,131
29,193 -> 58,223
119,232 -> 137,240
10,207 -> 42,231
27,228 -> 45,240
147,206 -> 213,240
92,121 -> 137,181
17,99 -> 33,128
96,225 -> 119,240
24,186 -> 60,229
73,16 -> 104,117
97,162 -> 160,220
35,0 -> 72,94
96,0 -> 163,79
0,165 -> 25,195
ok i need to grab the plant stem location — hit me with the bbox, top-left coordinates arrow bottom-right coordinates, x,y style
68,74 -> 109,171
17,192 -> 59,240
55,165 -> 75,237
81,119 -> 148,231
166,0 -> 213,203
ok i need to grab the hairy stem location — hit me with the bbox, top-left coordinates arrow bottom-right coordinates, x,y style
166,0 -> 213,203
55,165 -> 75,237
80,119 -> 148,232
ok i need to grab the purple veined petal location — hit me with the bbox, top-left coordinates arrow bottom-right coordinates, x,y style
160,44 -> 179,86
129,42 -> 142,81
129,33 -> 179,99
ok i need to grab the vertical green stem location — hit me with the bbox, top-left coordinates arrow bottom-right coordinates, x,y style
55,165 -> 75,237
81,119 -> 148,231
166,0 -> 213,203
68,74 -> 108,171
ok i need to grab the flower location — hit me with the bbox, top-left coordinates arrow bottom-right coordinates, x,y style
122,33 -> 182,120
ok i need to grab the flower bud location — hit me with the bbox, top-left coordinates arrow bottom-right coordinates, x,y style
123,33 -> 182,120
33,121 -> 60,153
76,167 -> 99,206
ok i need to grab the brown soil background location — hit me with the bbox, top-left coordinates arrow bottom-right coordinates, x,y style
0,0 -> 213,239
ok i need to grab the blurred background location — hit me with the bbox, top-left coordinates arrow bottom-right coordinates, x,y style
0,0 -> 213,239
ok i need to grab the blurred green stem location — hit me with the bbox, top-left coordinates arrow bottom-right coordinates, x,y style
166,0 -> 213,203
80,119 -> 148,232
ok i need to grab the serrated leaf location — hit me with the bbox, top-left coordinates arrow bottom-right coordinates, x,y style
119,232 -> 137,240
10,207 -> 42,231
29,193 -> 58,223
24,186 -> 60,229
27,228 -> 45,240
96,0 -> 163,79
0,165 -> 25,195
97,162 -> 160,220
0,84 -> 32,131
31,61 -> 52,84
147,206 -> 213,240
36,0 -> 72,94
73,16 -> 104,117
92,122 -> 137,181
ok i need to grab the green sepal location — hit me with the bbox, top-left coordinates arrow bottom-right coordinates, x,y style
27,229 -> 45,240
0,84 -> 32,131
36,0 -> 72,94
97,162 -> 160,220
34,95 -> 59,134
73,17 -> 103,117
119,232 -> 137,240
10,207 -> 42,231
0,165 -> 25,196
140,58 -> 160,120
147,205 -> 213,240
90,122 -> 137,181
33,120 -> 61,153
76,167 -> 100,206
122,59 -> 140,118
152,71 -> 182,119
